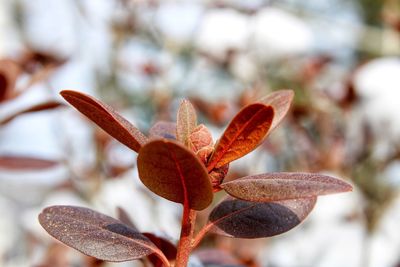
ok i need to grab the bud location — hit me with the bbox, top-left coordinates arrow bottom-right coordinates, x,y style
188,124 -> 213,153
196,146 -> 214,165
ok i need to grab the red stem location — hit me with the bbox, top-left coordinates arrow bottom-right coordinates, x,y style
192,223 -> 212,249
175,207 -> 197,267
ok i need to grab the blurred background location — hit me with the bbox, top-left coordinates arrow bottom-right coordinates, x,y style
0,0 -> 400,266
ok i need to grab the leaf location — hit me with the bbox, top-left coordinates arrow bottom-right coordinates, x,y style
221,172 -> 353,202
207,103 -> 274,171
0,59 -> 21,102
60,90 -> 147,153
116,207 -> 138,231
39,206 -> 163,262
148,121 -> 176,139
142,232 -> 177,267
176,99 -> 197,145
137,139 -> 212,210
195,249 -> 243,267
0,155 -> 59,170
207,196 -> 316,238
0,101 -> 64,126
259,90 -> 294,131
116,208 -> 176,267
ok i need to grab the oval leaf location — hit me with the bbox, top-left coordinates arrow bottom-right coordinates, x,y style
207,103 -> 274,171
137,139 -> 212,210
39,206 -> 161,262
60,90 -> 147,153
0,155 -> 59,170
176,99 -> 197,145
207,196 -> 316,238
259,89 -> 294,131
148,121 -> 176,139
221,172 -> 352,202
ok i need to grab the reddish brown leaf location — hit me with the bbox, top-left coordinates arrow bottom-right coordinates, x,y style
148,121 -> 176,139
221,172 -> 353,202
176,99 -> 197,145
0,59 -> 21,102
116,207 -> 138,231
60,90 -> 148,153
143,232 -> 177,267
207,196 -> 316,238
0,155 -> 59,170
0,101 -> 64,126
39,206 -> 165,263
195,249 -> 242,266
259,90 -> 294,131
137,139 -> 213,210
116,209 -> 176,267
207,104 -> 274,171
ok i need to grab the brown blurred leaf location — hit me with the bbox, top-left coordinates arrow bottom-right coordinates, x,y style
190,97 -> 232,126
176,99 -> 197,146
207,196 -> 316,238
195,248 -> 243,267
143,232 -> 177,267
207,104 -> 274,171
60,90 -> 148,153
221,172 -> 352,202
0,155 -> 59,170
116,207 -> 138,231
137,139 -> 213,210
0,59 -> 21,102
20,50 -> 66,73
259,90 -> 294,132
39,206 -> 163,262
0,101 -> 64,126
148,121 -> 176,139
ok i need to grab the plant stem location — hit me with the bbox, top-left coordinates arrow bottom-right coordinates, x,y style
192,223 -> 212,249
175,207 -> 197,267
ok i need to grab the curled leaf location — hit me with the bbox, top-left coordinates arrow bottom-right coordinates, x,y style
60,90 -> 147,153
259,90 -> 294,131
176,99 -> 197,145
207,196 -> 316,238
221,172 -> 352,202
137,139 -> 213,210
39,206 -> 165,263
207,103 -> 274,171
209,164 -> 229,188
148,121 -> 176,139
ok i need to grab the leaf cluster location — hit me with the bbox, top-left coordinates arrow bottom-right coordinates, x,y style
39,89 -> 352,266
